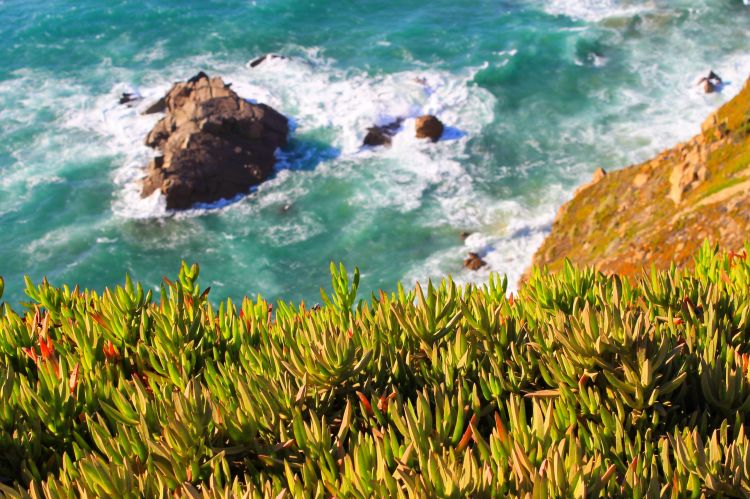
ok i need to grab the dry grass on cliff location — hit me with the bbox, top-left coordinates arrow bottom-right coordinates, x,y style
531,77 -> 750,278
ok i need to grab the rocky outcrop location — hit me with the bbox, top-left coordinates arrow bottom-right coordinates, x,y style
363,120 -> 402,147
574,167 -> 607,196
415,115 -> 444,142
527,76 -> 750,279
140,72 -> 288,210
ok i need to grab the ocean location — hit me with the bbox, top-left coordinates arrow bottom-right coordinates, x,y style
1,0 -> 749,305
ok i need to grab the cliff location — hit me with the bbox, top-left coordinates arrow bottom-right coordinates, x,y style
530,76 -> 750,276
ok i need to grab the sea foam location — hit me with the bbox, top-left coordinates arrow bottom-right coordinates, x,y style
55,52 -> 559,288
540,0 -> 652,22
5,26 -> 749,293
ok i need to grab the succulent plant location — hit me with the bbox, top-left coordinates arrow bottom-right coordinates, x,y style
2,244 -> 750,496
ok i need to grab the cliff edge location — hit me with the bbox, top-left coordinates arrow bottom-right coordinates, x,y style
529,76 -> 750,277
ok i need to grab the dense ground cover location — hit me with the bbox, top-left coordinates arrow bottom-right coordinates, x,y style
1,242 -> 750,497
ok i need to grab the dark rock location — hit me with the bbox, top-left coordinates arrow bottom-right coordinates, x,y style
460,231 -> 472,240
249,54 -> 287,68
363,128 -> 390,147
363,119 -> 402,147
140,72 -> 288,210
415,115 -> 444,142
143,97 -> 166,115
188,71 -> 209,83
119,92 -> 141,105
464,252 -> 487,271
698,70 -> 723,94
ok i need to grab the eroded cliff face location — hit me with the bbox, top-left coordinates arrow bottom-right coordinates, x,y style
529,76 -> 750,277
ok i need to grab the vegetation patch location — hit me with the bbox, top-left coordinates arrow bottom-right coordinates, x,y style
1,243 -> 750,496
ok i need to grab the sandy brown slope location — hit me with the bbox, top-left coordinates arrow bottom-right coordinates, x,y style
529,76 -> 750,277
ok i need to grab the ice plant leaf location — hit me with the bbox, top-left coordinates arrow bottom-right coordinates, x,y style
0,245 -> 750,495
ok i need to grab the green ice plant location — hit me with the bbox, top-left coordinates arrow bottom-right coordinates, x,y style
3,243 -> 750,496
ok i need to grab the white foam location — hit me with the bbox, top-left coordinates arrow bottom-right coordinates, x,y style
594,53 -> 750,171
540,0 -> 652,22
24,224 -> 87,262
134,41 -> 167,64
4,31 -> 748,294
0,73 -> 114,221
575,52 -> 609,67
233,55 -> 492,154
402,184 -> 568,292
261,211 -> 325,247
58,51 -> 495,224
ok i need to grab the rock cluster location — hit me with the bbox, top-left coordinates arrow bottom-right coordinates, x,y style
140,72 -> 288,210
668,143 -> 709,204
362,115 -> 445,147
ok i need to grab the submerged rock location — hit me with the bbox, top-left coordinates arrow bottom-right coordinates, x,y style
140,72 -> 288,210
363,120 -> 402,147
415,115 -> 444,142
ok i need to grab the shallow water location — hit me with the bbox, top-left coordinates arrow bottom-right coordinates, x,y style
1,0 -> 749,305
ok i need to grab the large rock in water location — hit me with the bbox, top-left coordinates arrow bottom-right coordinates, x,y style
141,72 -> 288,210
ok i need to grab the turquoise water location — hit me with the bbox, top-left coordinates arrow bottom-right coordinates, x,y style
1,0 -> 749,305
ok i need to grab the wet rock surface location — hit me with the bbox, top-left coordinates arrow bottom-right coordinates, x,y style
415,115 -> 444,142
363,120 -> 402,147
464,252 -> 487,271
140,72 -> 288,210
